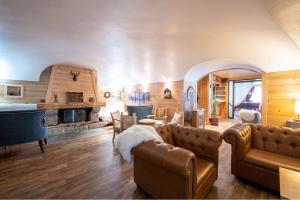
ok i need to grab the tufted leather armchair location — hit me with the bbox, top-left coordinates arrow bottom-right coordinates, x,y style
132,124 -> 222,199
224,124 -> 300,191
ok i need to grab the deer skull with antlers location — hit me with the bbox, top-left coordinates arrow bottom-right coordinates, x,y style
70,71 -> 80,81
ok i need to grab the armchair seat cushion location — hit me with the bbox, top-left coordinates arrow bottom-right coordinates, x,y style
244,149 -> 300,172
196,158 -> 215,187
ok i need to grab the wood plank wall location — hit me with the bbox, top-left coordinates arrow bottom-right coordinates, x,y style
45,65 -> 99,103
197,75 -> 210,122
123,80 -> 184,121
0,80 -> 48,103
266,70 -> 300,126
98,87 -> 123,104
0,69 -> 50,103
218,80 -> 229,118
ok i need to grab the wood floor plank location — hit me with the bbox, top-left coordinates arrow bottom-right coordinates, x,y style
0,128 -> 279,199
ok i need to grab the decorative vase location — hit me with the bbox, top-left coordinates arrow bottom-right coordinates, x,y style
209,117 -> 219,126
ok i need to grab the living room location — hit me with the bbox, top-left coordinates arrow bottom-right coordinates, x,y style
0,0 -> 299,199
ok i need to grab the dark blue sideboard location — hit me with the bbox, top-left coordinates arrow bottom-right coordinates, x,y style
127,105 -> 153,122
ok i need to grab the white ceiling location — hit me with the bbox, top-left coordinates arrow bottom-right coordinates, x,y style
212,69 -> 261,80
263,0 -> 300,50
0,0 -> 300,87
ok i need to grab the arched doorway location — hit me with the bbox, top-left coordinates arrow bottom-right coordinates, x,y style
184,60 -> 263,86
183,60 -> 266,129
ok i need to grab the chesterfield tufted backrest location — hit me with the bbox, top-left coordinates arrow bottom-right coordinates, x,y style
250,124 -> 300,158
155,124 -> 175,145
155,125 -> 222,166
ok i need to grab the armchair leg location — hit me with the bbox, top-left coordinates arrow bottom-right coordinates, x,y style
38,140 -> 44,153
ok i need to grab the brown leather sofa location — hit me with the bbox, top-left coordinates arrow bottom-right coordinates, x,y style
223,123 -> 300,191
132,124 -> 222,199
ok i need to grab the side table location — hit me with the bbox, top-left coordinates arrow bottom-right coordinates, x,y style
286,120 -> 300,129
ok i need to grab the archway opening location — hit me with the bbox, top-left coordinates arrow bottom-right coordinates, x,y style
183,61 -> 264,130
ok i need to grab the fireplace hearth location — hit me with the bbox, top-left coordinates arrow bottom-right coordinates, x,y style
44,106 -> 103,136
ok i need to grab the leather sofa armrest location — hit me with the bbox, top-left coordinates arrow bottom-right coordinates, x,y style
223,123 -> 252,173
223,123 -> 252,157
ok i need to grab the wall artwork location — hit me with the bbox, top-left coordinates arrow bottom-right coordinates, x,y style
104,91 -> 111,99
4,84 -> 24,98
164,88 -> 172,99
128,91 -> 150,105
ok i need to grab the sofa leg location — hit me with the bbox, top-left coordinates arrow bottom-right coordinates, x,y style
38,140 -> 44,153
44,139 -> 48,145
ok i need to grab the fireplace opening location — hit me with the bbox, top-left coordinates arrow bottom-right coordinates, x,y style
66,92 -> 83,103
58,108 -> 92,123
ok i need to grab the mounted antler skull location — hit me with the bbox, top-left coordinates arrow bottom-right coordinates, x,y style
70,71 -> 80,81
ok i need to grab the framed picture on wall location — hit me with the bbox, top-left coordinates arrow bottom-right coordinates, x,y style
4,84 -> 24,98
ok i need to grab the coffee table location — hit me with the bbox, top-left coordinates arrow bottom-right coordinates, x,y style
139,119 -> 164,127
279,167 -> 300,199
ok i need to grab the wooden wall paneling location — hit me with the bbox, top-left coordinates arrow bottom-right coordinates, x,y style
217,79 -> 228,118
261,72 -> 268,125
90,70 -> 99,103
45,65 -> 56,103
265,70 -> 300,126
225,80 -> 229,117
44,65 -> 99,104
0,79 -> 48,104
0,64 -> 100,106
197,75 -> 210,123
123,80 -> 184,121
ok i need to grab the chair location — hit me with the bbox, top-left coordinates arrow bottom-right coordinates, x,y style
148,107 -> 168,122
0,109 -> 48,152
223,123 -> 300,191
197,108 -> 206,128
111,111 -> 137,142
170,111 -> 183,125
239,109 -> 261,124
133,124 -> 222,199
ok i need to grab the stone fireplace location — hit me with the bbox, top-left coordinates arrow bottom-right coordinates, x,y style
44,107 -> 101,136
37,65 -> 105,136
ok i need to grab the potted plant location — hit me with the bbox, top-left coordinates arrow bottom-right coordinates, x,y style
209,97 -> 219,126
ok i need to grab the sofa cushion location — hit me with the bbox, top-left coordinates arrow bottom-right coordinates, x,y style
196,158 -> 215,188
244,149 -> 300,172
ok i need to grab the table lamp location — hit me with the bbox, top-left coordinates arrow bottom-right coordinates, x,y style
294,99 -> 300,121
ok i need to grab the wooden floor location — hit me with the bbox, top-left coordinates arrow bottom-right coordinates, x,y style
0,127 -> 279,199
205,118 -> 241,132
